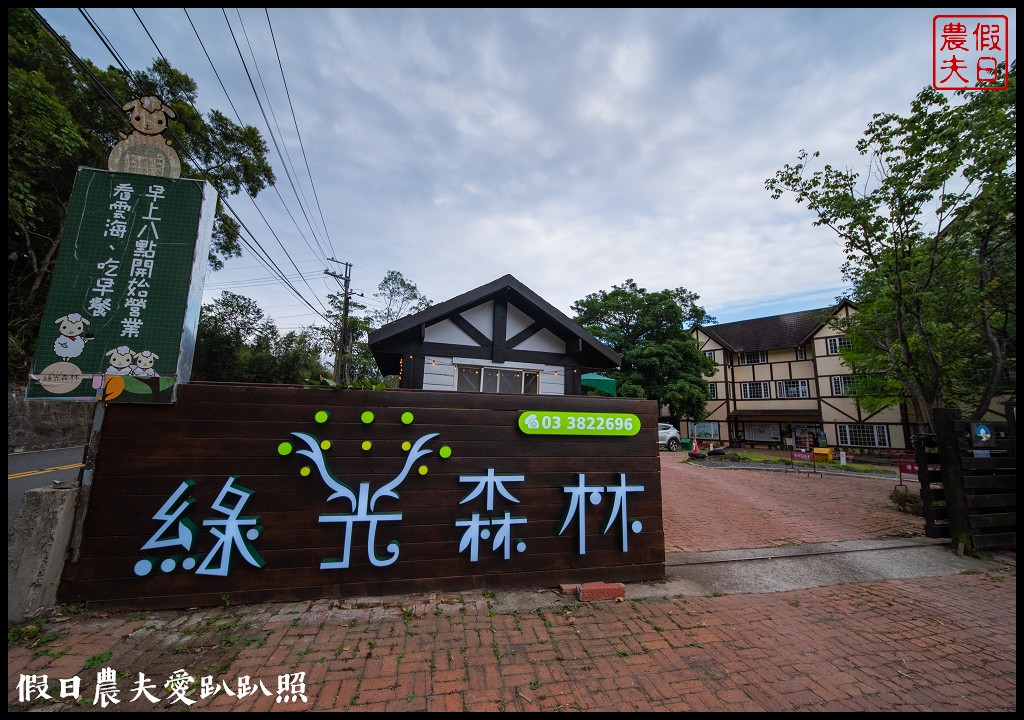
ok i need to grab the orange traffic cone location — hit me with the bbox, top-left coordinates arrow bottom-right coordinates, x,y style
692,438 -> 699,454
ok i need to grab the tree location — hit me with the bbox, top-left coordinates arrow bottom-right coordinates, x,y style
368,270 -> 432,328
7,8 -> 275,382
306,270 -> 432,386
193,291 -> 327,383
571,279 -> 716,420
766,62 -> 1016,432
306,292 -> 384,386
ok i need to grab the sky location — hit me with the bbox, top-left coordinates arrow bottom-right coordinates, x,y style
34,8 -> 1017,332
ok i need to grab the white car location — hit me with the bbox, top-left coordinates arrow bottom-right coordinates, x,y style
658,423 -> 681,452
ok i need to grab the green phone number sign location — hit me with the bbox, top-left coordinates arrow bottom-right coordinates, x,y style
518,411 -> 641,436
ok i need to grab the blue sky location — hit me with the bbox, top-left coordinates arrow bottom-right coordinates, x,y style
35,8 -> 1017,330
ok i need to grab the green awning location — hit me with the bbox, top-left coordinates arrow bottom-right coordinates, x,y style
581,372 -> 616,396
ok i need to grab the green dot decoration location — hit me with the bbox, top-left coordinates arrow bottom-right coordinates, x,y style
402,441 -> 412,451
439,445 -> 452,459
320,440 -> 331,450
361,440 -> 372,451
277,442 -> 293,456
300,466 -> 311,477
418,465 -> 428,475
314,410 -> 329,423
361,411 -> 375,424
401,411 -> 414,424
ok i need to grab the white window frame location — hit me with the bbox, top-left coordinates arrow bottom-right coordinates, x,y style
776,379 -> 809,398
738,350 -> 767,365
456,365 -> 540,394
826,336 -> 853,355
740,381 -> 770,399
707,382 -> 717,400
796,346 -> 806,361
831,376 -> 854,396
703,350 -> 716,361
837,424 -> 890,448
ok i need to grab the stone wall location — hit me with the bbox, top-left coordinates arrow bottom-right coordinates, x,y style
8,384 -> 94,453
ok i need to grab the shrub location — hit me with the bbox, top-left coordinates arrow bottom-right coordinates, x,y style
890,487 -> 923,516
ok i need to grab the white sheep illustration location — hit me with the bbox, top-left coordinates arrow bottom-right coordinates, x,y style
53,313 -> 93,360
104,346 -> 136,375
132,350 -> 160,378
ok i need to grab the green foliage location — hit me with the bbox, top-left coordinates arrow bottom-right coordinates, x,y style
307,270 -> 430,386
193,291 -> 328,383
369,270 -> 432,328
303,375 -> 387,391
890,487 -> 923,516
82,651 -> 113,670
766,62 -> 1016,430
7,8 -> 275,382
8,618 -> 44,645
572,279 -> 716,419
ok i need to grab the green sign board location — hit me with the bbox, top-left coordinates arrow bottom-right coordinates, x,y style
518,410 -> 641,436
27,168 -> 216,403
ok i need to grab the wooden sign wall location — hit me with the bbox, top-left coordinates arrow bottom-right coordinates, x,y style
59,383 -> 664,610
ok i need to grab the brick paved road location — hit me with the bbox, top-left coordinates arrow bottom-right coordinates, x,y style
8,454 -> 1015,712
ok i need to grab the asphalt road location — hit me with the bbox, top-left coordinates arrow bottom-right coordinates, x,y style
7,445 -> 85,529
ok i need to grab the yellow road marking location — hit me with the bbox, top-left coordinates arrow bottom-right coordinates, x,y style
9,462 -> 84,480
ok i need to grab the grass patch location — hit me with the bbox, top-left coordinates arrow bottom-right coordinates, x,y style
701,450 -> 894,474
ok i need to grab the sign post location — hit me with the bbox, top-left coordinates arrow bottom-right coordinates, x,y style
26,168 -> 215,404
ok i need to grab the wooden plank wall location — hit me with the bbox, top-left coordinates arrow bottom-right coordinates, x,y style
59,383 -> 664,610
919,405 -> 1016,550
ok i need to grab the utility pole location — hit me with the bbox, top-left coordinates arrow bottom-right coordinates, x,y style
324,260 -> 353,384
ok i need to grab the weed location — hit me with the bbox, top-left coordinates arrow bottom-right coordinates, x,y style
407,693 -> 416,702
890,487 -> 923,516
688,641 -> 704,649
9,619 -> 44,645
790,600 -> 800,608
128,611 -> 149,622
244,635 -> 260,647
710,592 -> 726,597
617,650 -> 630,658
83,651 -> 113,670
529,680 -> 543,690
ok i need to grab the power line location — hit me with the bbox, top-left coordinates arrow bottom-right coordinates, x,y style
62,8 -> 334,322
265,8 -> 339,263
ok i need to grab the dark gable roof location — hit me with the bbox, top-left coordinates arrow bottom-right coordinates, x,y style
368,274 -> 622,372
695,301 -> 853,353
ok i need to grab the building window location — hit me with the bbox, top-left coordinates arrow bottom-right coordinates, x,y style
796,346 -> 806,360
707,382 -> 717,400
740,381 -> 770,399
776,379 -> 809,398
744,422 -> 781,443
703,350 -> 716,361
826,336 -> 853,355
831,376 -> 854,396
456,366 -> 539,394
837,424 -> 889,448
689,421 -> 720,441
738,350 -> 767,365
